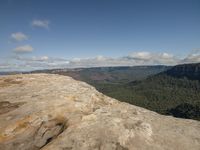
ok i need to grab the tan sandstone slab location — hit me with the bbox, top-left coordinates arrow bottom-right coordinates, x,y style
0,74 -> 199,150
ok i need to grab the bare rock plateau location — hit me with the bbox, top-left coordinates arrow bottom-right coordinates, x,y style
0,74 -> 200,150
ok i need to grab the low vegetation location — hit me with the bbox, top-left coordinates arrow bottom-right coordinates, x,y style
92,74 -> 200,120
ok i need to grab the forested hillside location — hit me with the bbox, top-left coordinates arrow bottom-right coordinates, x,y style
94,74 -> 200,120
163,63 -> 200,80
92,63 -> 200,120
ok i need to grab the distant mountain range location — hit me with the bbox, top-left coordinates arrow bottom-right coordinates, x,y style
29,65 -> 170,83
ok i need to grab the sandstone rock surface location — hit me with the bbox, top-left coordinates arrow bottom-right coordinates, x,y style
0,74 -> 200,150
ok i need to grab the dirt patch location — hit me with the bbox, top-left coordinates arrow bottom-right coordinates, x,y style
0,101 -> 25,115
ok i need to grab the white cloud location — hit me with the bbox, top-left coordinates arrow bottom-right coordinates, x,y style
14,56 -> 49,62
2,51 -> 178,71
128,52 -> 152,60
71,58 -> 81,63
11,32 -> 28,41
161,53 -> 174,59
126,51 -> 178,65
1,50 -> 200,71
182,49 -> 200,63
67,52 -> 179,68
13,45 -> 34,53
31,19 -> 50,29
31,56 -> 49,61
95,55 -> 107,61
12,56 -> 69,71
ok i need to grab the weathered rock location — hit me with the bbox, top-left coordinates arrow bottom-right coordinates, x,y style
0,74 -> 199,150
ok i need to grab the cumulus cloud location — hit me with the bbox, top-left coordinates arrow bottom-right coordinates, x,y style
128,52 -> 152,60
66,52 -> 178,68
127,52 -> 177,65
13,45 -> 34,54
31,19 -> 50,29
9,55 -> 70,71
0,63 -> 11,70
1,50 -> 200,71
182,49 -> 200,63
68,52 -> 178,68
33,56 -> 49,61
11,32 -> 28,41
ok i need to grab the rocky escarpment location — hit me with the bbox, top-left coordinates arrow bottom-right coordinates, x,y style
0,74 -> 200,150
163,63 -> 200,80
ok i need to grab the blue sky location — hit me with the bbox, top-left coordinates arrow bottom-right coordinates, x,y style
0,0 -> 200,71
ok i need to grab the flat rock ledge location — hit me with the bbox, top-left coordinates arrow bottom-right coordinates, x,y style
0,74 -> 200,150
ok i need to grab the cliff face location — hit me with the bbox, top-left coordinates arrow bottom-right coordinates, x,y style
164,63 -> 200,80
0,74 -> 200,150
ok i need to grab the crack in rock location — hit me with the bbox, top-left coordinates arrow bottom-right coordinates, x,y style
34,119 -> 68,149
